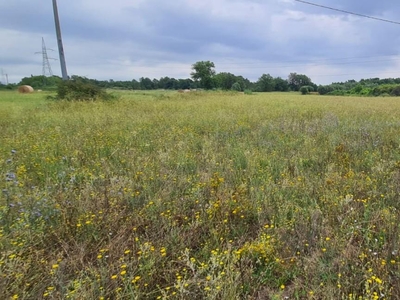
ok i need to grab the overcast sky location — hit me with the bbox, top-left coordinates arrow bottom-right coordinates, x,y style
1,0 -> 400,85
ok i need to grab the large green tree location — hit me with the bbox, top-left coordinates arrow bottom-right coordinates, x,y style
214,72 -> 237,90
274,77 -> 289,92
190,61 -> 216,89
287,73 -> 313,91
139,77 -> 154,90
256,74 -> 275,92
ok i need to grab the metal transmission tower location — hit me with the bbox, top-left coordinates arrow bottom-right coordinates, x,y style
35,37 -> 56,77
1,69 -> 8,85
1,69 -> 7,85
52,0 -> 68,80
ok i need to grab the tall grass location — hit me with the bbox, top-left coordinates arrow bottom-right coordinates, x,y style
1,91 -> 399,299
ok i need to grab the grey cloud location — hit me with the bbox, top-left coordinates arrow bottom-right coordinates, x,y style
0,2 -> 54,34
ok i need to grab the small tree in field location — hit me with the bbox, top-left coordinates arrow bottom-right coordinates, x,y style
300,86 -> 309,95
231,82 -> 242,91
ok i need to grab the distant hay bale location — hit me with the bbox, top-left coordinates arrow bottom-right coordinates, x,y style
18,85 -> 34,93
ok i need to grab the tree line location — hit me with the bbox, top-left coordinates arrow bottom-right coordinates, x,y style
4,60 -> 400,96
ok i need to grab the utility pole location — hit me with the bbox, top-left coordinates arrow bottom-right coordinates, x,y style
52,0 -> 68,80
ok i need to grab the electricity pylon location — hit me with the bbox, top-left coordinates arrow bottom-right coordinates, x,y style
36,37 -> 56,77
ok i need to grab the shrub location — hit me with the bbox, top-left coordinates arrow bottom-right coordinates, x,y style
327,90 -> 346,96
231,82 -> 242,91
317,85 -> 334,95
244,89 -> 253,95
391,85 -> 400,96
52,80 -> 116,101
299,86 -> 309,95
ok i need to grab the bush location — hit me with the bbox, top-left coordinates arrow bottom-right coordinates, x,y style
52,80 -> 116,101
391,86 -> 400,96
327,90 -> 346,96
0,83 -> 16,90
299,86 -> 309,95
231,82 -> 242,91
244,89 -> 253,95
317,85 -> 334,95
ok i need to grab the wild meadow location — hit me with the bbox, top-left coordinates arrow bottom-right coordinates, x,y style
1,90 -> 399,299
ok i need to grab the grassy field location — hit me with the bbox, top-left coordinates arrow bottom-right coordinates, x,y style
1,90 -> 399,299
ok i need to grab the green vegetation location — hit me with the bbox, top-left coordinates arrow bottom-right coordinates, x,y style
0,83 -> 17,91
288,73 -> 314,92
317,78 -> 400,96
12,62 -> 400,97
1,90 -> 399,299
190,61 -> 216,90
300,86 -> 315,95
51,79 -> 116,101
18,75 -> 62,91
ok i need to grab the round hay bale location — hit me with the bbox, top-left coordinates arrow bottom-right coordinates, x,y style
18,85 -> 34,93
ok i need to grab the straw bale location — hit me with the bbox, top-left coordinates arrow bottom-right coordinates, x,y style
18,85 -> 34,93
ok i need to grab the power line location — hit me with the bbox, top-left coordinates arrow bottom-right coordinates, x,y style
128,54 -> 400,67
293,0 -> 400,25
219,59 -> 400,69
128,58 -> 400,70
216,54 -> 400,65
311,71 -> 400,78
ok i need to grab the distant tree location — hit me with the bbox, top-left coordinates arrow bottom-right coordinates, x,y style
214,72 -> 237,90
288,73 -> 313,91
152,78 -> 160,89
0,82 -> 15,90
351,84 -> 363,94
159,77 -> 179,90
317,85 -> 333,95
391,86 -> 400,96
235,76 -> 252,91
231,82 -> 242,91
177,78 -> 194,90
131,79 -> 140,90
158,77 -> 169,89
139,77 -> 154,90
169,78 -> 179,89
19,75 -> 62,89
190,61 -> 216,90
274,77 -> 289,91
256,74 -> 275,92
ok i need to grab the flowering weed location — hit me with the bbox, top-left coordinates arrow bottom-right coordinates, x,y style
0,91 -> 399,299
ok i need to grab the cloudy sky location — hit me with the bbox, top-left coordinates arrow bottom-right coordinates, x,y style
1,0 -> 400,85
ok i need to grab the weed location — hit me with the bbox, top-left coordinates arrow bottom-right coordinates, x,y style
0,91 -> 399,299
